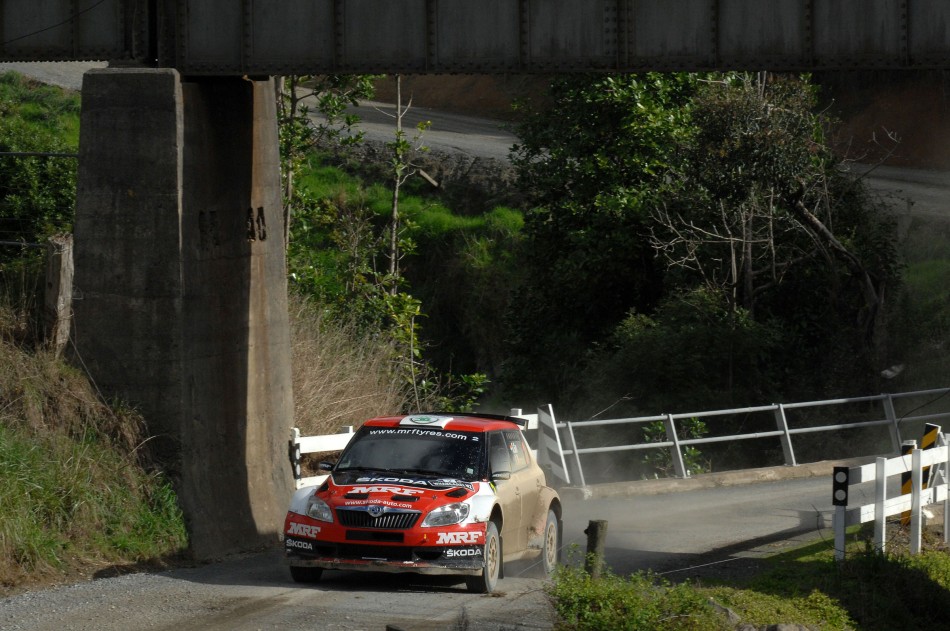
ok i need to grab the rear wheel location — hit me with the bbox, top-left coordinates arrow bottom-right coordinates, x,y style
539,509 -> 559,577
290,565 -> 323,583
466,521 -> 500,593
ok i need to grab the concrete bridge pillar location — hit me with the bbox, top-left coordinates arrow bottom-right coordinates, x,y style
72,68 -> 293,558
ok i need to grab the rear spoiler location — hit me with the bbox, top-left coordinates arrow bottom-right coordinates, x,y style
416,411 -> 527,428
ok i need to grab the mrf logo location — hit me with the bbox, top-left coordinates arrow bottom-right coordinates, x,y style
349,485 -> 425,495
288,522 -> 321,538
437,531 -> 481,545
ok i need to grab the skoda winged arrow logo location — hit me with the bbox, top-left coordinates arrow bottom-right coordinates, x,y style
367,504 -> 384,518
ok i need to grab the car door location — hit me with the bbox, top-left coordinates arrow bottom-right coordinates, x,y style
488,431 -> 522,553
504,429 -> 540,554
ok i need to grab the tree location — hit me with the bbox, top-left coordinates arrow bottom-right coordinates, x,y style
276,74 -> 376,245
280,76 -> 484,413
650,74 -> 899,389
505,72 -> 901,412
504,73 -> 700,403
382,75 -> 430,295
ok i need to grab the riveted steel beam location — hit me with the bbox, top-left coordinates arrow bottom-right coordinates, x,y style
3,1 -> 950,74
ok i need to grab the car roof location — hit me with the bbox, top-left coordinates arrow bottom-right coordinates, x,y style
364,413 -> 525,433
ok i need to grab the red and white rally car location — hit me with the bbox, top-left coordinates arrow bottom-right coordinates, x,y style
284,413 -> 562,593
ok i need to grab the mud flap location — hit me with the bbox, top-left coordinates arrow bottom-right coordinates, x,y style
498,535 -> 504,579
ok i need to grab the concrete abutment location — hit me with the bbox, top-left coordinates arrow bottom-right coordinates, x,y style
72,68 -> 293,558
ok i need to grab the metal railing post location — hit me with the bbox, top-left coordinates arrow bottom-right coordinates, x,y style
664,414 -> 688,478
773,403 -> 797,466
565,421 -> 587,488
882,394 -> 902,454
943,433 -> 950,545
910,448 -> 923,555
874,457 -> 887,552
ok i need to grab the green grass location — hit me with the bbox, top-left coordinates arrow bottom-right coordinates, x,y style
0,326 -> 188,593
0,419 -> 187,589
550,531 -> 950,630
0,71 -> 81,145
297,155 -> 523,242
903,259 -> 950,340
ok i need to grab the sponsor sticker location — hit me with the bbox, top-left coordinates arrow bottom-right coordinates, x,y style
287,522 -> 321,538
429,479 -> 475,491
349,484 -> 425,495
400,415 -> 453,428
285,537 -> 314,552
444,547 -> 483,558
356,476 -> 474,491
436,531 -> 482,545
344,499 -> 415,509
368,428 -> 470,440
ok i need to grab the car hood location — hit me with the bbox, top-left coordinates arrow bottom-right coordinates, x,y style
321,470 -> 479,510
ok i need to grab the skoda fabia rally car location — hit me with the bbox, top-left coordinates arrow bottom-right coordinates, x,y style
284,413 -> 562,593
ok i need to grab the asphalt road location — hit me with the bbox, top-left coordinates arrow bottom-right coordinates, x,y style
0,473 -> 841,631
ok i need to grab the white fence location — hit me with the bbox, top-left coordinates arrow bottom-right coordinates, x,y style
831,431 -> 949,559
549,388 -> 950,486
289,388 -> 950,491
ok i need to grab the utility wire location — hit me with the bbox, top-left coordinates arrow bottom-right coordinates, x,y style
1,0 -> 108,47
0,151 -> 78,158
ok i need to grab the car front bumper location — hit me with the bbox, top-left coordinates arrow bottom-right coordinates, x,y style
285,535 -> 485,575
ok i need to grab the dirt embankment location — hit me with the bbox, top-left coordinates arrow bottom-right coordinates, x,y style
819,70 -> 950,170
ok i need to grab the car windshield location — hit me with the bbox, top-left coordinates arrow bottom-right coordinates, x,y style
336,427 -> 485,481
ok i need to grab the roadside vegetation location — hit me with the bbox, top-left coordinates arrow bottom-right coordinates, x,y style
549,527 -> 950,630
0,72 -> 187,595
0,338 -> 187,593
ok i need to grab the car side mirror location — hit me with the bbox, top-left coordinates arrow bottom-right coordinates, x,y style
491,470 -> 511,481
318,461 -> 334,471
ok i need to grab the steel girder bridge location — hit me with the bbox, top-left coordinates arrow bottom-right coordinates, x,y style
3,1 -> 950,73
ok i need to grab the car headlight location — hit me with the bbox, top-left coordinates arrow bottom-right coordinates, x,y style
306,495 -> 333,523
422,502 -> 471,527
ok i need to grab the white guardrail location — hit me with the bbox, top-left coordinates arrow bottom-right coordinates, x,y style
549,388 -> 950,486
832,430 -> 949,559
290,388 -> 950,491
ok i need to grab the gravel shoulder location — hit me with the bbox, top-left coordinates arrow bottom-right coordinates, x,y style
0,548 -> 557,631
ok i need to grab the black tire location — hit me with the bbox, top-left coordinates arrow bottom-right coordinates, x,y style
466,521 -> 500,593
290,565 -> 323,583
539,509 -> 559,577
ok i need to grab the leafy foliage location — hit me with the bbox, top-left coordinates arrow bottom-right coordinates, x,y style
277,75 -> 377,244
285,153 -> 492,413
0,72 -> 78,268
641,416 -> 709,477
505,73 -> 902,414
652,74 -> 900,397
599,288 -> 784,413
548,564 -> 732,630
505,74 -> 700,403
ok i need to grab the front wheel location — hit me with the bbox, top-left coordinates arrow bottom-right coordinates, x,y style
466,521 -> 500,593
539,509 -> 559,577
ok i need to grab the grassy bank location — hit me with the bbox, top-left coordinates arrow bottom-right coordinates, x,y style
0,328 -> 187,595
549,527 -> 950,630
